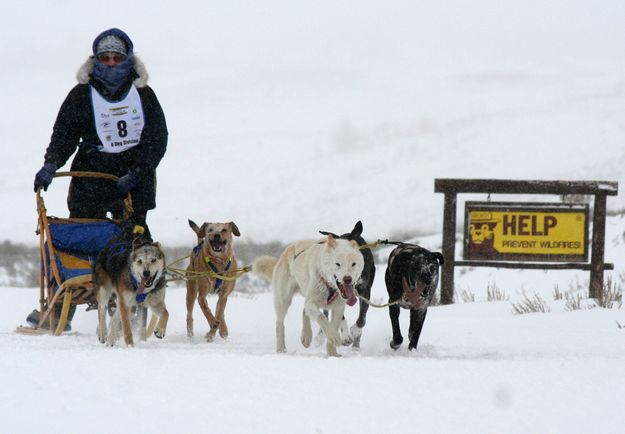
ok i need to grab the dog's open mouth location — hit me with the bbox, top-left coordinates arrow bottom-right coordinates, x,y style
137,274 -> 157,295
209,239 -> 226,253
336,279 -> 358,306
401,275 -> 427,308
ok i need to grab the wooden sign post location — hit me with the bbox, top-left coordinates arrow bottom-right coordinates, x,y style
434,179 -> 618,304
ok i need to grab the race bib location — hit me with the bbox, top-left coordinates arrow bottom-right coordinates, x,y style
91,85 -> 145,153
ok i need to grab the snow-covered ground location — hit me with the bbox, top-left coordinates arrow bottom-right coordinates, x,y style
2,1 -> 625,433
2,279 -> 624,434
1,213 -> 623,434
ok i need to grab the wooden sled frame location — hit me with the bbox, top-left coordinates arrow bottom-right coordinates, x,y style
16,171 -> 133,336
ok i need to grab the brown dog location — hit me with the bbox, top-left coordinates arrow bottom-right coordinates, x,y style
186,219 -> 240,341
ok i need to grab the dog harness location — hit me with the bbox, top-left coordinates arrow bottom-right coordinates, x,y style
204,256 -> 232,294
108,241 -> 130,257
192,243 -> 234,294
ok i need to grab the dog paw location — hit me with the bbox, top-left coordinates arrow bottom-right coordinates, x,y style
186,318 -> 193,337
339,323 -> 353,346
154,328 -> 165,339
107,332 -> 118,347
326,332 -> 341,347
349,324 -> 363,339
408,342 -> 417,351
218,322 -> 229,339
326,345 -> 341,357
390,337 -> 403,350
97,328 -> 107,344
301,330 -> 312,348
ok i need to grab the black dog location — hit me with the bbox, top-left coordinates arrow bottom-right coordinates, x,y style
385,244 -> 444,351
319,221 -> 375,349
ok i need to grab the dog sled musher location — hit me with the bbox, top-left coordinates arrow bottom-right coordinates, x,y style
16,171 -> 132,336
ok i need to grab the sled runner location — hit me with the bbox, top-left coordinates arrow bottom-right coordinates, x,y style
15,171 -> 131,335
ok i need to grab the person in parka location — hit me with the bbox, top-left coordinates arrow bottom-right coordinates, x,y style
27,28 -> 168,331
33,27 -> 168,239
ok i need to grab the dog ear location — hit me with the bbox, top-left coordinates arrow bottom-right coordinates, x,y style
198,223 -> 209,239
350,221 -> 363,239
188,219 -> 201,236
327,234 -> 337,247
229,221 -> 241,237
319,230 -> 339,238
433,252 -> 445,265
131,237 -> 144,251
152,243 -> 165,259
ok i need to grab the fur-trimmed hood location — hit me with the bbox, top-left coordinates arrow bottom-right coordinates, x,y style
76,55 -> 149,88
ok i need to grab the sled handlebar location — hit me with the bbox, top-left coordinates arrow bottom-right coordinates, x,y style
36,171 -> 133,214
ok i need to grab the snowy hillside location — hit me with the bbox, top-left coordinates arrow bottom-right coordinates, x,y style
2,1 -> 625,247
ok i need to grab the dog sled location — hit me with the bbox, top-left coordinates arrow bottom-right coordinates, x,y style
15,171 -> 131,336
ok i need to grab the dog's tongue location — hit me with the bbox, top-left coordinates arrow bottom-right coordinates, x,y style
339,283 -> 358,306
137,278 -> 149,295
346,290 -> 357,306
403,290 -> 422,306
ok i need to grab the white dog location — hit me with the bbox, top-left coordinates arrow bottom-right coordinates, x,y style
254,235 -> 364,357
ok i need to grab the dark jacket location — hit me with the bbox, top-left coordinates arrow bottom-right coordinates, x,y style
43,56 -> 168,213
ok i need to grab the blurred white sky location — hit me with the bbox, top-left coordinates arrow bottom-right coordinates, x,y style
2,1 -> 625,245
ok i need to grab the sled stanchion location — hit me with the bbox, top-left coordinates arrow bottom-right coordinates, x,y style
37,193 -> 46,325
55,290 -> 72,335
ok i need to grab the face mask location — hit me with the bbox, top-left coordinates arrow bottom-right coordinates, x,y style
92,55 -> 133,96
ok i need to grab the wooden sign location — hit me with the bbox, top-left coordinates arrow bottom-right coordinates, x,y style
464,202 -> 589,262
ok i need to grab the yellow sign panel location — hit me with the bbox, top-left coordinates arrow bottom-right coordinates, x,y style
465,203 -> 588,261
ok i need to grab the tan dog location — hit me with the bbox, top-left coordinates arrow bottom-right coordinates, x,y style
186,219 -> 240,341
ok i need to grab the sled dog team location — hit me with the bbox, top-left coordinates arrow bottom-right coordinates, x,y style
94,219 -> 444,356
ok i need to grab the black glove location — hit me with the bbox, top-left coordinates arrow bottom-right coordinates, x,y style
117,172 -> 139,195
33,163 -> 57,192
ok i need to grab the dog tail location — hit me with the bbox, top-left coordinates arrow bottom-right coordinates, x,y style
252,256 -> 278,281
